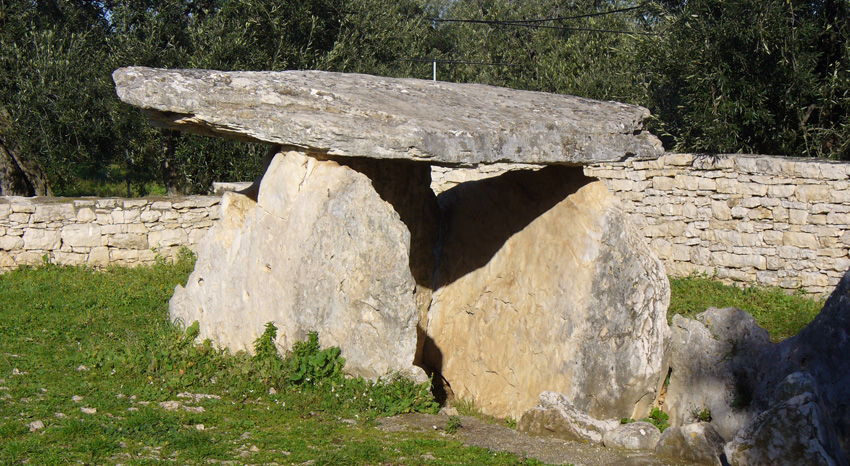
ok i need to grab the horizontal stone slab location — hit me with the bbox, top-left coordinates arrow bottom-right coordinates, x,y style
113,67 -> 663,166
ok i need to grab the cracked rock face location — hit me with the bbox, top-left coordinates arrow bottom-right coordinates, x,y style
663,307 -> 771,441
748,267 -> 850,458
112,67 -> 663,166
169,151 -> 421,380
725,372 -> 848,466
425,166 -> 670,420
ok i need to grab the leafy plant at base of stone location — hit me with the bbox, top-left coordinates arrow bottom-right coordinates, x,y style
279,329 -> 345,385
446,415 -> 463,434
642,408 -> 670,432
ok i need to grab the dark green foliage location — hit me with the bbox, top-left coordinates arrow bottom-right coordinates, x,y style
282,330 -> 345,385
431,0 -> 653,102
643,0 -> 850,159
3,0 -> 849,196
446,415 -> 463,434
252,321 -> 288,385
641,407 -> 670,432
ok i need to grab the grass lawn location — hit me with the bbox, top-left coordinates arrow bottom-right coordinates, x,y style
668,274 -> 825,342
0,260 -> 545,465
0,260 -> 825,464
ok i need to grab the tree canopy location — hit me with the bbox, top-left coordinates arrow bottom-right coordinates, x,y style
1,0 -> 848,195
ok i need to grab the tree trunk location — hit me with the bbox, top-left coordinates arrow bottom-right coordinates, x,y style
0,109 -> 51,197
162,129 -> 180,195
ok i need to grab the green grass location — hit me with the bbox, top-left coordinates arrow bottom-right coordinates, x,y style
0,262 -> 825,464
0,260 -> 548,465
57,179 -> 168,198
668,274 -> 824,341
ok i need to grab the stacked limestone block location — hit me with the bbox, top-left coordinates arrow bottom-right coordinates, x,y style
585,153 -> 850,294
0,196 -> 219,270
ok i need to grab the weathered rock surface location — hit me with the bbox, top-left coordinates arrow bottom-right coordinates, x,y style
170,150 -> 423,380
519,391 -> 620,444
324,157 -> 440,366
113,67 -> 663,166
654,423 -> 726,466
603,422 -> 662,451
725,372 -> 847,466
426,166 -> 670,419
663,307 -> 771,441
749,267 -> 850,456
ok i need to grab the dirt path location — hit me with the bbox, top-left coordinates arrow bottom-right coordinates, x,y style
378,413 -> 700,466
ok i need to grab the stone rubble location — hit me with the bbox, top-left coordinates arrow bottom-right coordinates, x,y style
603,422 -> 662,451
725,372 -> 847,466
654,422 -> 726,466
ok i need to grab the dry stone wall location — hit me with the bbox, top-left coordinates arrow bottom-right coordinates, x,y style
0,196 -> 219,270
432,153 -> 850,294
5,153 -> 850,295
584,153 -> 850,294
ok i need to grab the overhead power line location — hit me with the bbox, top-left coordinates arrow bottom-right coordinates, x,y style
424,3 -> 657,35
426,3 -> 647,25
426,19 -> 656,36
516,24 -> 656,35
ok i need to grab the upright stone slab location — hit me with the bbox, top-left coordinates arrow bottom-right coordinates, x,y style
426,167 -> 670,420
170,151 -> 422,380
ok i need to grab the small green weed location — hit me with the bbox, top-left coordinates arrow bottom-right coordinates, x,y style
454,397 -> 481,417
251,322 -> 287,386
694,407 -> 712,422
505,416 -> 517,429
446,415 -> 463,434
641,407 -> 670,432
620,417 -> 636,424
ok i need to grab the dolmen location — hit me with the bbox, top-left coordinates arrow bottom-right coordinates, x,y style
113,67 -> 670,422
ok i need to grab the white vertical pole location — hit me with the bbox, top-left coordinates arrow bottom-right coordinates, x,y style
433,60 -> 437,81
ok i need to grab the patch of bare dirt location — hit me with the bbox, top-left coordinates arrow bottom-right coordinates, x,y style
378,413 -> 700,466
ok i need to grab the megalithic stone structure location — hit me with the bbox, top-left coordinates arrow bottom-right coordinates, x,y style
113,67 -> 670,420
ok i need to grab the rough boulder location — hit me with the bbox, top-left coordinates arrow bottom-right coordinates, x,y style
748,266 -> 850,458
427,167 -> 670,419
170,151 -> 422,380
